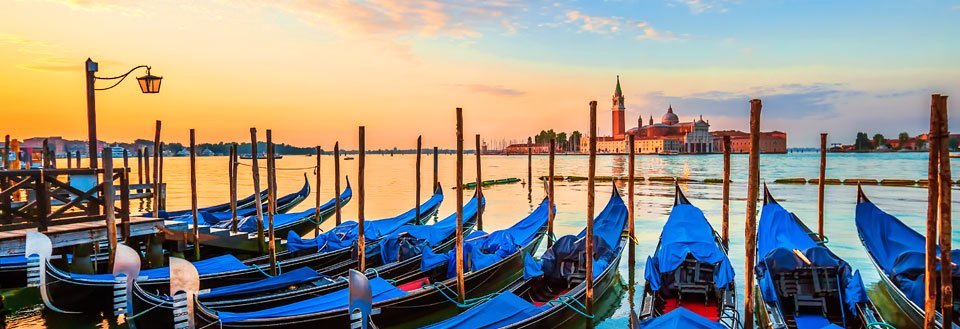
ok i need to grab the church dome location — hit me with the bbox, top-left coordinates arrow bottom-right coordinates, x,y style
661,105 -> 679,125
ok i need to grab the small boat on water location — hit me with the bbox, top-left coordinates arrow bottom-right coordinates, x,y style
422,183 -> 627,328
30,184 -> 443,315
151,187 -> 268,219
856,186 -> 960,328
344,156 -> 355,160
756,185 -> 885,329
240,153 -> 283,160
126,192 -> 484,327
192,194 -> 548,328
635,185 -> 740,328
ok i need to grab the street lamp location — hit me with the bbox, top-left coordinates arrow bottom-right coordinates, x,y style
85,58 -> 162,168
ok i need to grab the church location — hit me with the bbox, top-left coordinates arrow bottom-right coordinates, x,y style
583,76 -> 716,154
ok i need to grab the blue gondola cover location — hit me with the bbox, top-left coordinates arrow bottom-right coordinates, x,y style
643,202 -> 734,291
422,292 -> 546,329
378,196 -> 483,264
201,267 -> 323,299
637,307 -> 727,328
70,254 -> 249,282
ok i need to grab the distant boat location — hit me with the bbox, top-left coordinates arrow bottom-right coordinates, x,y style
240,153 -> 283,160
343,156 -> 355,160
658,151 -> 679,156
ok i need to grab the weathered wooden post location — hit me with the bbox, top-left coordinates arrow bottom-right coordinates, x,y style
102,148 -> 118,266
75,151 -> 81,169
358,126 -> 366,272
416,136 -> 422,222
586,101 -> 598,328
936,94 -> 953,325
189,129 -> 200,260
818,133 -> 827,241
475,134 -> 483,231
547,138 -> 556,248
67,150 -> 73,169
266,130 -> 278,275
143,148 -> 150,188
744,99 -> 762,329
122,149 -> 129,171
314,145 -> 322,237
924,95 -> 942,328
2,135 -> 8,169
627,134 -> 636,329
455,108 -> 465,303
334,142 -> 342,225
722,135 -> 731,248
527,136 -> 533,195
433,146 -> 439,190
159,142 -> 166,210
42,139 -> 49,168
250,128 -> 265,255
230,144 -> 239,233
135,148 -> 142,190
152,120 -> 161,217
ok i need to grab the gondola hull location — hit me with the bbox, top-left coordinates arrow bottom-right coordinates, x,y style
193,229 -> 545,329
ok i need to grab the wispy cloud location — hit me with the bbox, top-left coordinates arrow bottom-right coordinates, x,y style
564,10 -> 683,41
465,84 -> 525,97
953,4 -> 960,11
669,0 -> 733,14
0,33 -> 77,72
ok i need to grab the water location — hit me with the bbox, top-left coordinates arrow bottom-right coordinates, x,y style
4,152 -> 955,328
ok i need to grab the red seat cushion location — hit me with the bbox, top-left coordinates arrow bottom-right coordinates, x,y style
532,289 -> 570,307
661,297 -> 720,321
398,277 -> 431,292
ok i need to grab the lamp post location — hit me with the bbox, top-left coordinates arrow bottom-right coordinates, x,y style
85,58 -> 162,168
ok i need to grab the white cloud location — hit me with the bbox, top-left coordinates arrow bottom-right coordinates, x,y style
670,0 -> 734,15
564,10 -> 683,41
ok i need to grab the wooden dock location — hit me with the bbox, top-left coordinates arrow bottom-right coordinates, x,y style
0,216 -> 185,256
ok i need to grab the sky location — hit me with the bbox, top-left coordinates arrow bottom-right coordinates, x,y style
0,0 -> 958,148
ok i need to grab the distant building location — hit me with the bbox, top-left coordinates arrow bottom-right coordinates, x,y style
503,143 -> 555,155
711,130 -> 787,153
581,76 -> 718,154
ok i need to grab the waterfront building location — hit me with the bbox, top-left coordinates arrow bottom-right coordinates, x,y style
711,130 -> 788,153
503,142 -> 555,155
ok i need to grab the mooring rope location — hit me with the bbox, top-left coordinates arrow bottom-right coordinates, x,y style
866,322 -> 896,329
547,294 -> 594,319
235,162 -> 319,172
428,281 -> 498,308
125,294 -> 170,321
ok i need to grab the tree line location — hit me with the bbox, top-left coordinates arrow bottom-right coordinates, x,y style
533,129 -> 583,152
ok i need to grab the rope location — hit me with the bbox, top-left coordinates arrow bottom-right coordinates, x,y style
125,294 -> 169,321
428,281 -> 498,308
547,294 -> 594,319
866,322 -> 896,329
252,264 -> 274,277
236,162 -> 318,171
364,267 -> 380,278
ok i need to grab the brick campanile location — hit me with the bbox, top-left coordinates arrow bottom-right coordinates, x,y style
612,75 -> 626,139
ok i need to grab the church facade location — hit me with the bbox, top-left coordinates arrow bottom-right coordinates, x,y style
582,76 -> 716,154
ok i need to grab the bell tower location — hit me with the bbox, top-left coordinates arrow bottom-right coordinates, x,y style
612,75 -> 626,139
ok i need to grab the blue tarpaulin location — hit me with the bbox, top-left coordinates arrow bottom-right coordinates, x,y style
643,202 -> 735,291
757,201 -> 868,315
156,189 -> 264,218
70,254 -> 249,282
541,189 -> 628,280
286,189 -> 442,253
201,267 -> 323,299
422,292 -> 546,329
217,277 -> 407,323
856,200 -> 960,307
378,195 -> 482,264
420,197 -> 550,275
637,307 -> 726,329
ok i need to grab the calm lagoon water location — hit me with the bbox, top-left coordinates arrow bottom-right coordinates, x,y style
4,151 -> 955,328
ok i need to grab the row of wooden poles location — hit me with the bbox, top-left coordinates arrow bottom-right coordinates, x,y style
925,94 -> 952,327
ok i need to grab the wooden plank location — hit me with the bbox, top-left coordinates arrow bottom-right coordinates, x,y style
0,216 -> 168,255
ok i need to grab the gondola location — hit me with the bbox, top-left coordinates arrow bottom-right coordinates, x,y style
153,188 -> 267,219
635,185 -> 740,328
197,179 -> 352,253
30,184 -> 444,314
855,186 -> 960,328
126,193 -> 486,328
172,175 -> 313,226
191,194 -> 552,328
422,183 -> 628,328
755,185 -> 885,329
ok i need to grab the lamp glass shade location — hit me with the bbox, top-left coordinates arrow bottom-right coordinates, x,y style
137,74 -> 162,93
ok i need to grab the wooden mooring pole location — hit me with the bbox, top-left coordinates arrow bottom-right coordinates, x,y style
744,99 -> 762,329
547,138 -> 556,248
334,142 -> 342,225
189,129 -> 200,260
475,134 -> 483,231
159,142 -> 165,210
152,120 -> 161,217
722,136 -> 731,248
936,94 -> 952,326
925,95 -> 942,328
67,150 -> 73,169
136,149 -> 142,190
122,149 -> 129,171
527,136 -> 533,196
250,128 -> 265,255
358,126 -> 366,272
433,146 -> 439,190
455,108 -> 466,303
75,151 -> 81,169
102,147 -> 117,267
2,135 -> 9,169
818,133 -> 827,241
627,134 -> 636,329
267,130 -> 278,276
416,136 -> 422,222
230,144 -> 239,233
586,101 -> 598,328
314,145 -> 322,237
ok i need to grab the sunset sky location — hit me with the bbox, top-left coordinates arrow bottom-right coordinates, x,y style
1,0 -> 958,149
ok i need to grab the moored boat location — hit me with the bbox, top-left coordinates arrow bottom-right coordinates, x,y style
756,185 -> 885,328
422,183 -> 628,328
30,184 -> 443,315
191,194 -> 550,328
855,186 -> 960,328
636,184 -> 740,328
